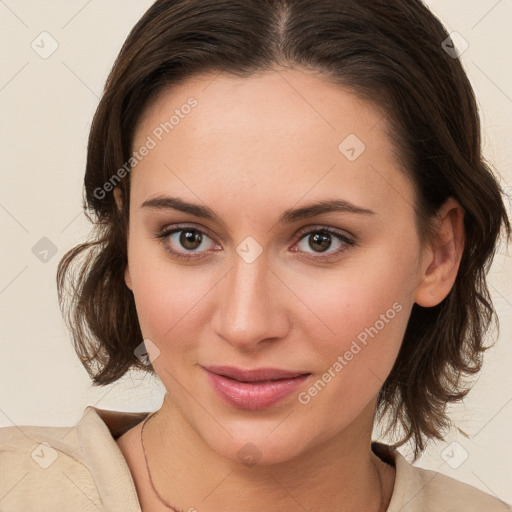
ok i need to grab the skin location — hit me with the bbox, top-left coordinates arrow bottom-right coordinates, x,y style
114,67 -> 465,512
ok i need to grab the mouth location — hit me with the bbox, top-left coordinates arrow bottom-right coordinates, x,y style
202,365 -> 312,410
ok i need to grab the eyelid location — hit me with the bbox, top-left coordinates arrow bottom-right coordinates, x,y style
294,224 -> 355,242
155,222 -> 217,242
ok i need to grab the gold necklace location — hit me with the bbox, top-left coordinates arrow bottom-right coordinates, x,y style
140,412 -> 385,512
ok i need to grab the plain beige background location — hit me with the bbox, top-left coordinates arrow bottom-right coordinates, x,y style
1,0 -> 511,505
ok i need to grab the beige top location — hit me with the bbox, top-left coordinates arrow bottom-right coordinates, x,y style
0,405 -> 510,512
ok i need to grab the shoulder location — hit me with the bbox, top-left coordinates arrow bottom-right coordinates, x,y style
0,423 -> 102,511
412,465 -> 510,511
388,446 -> 511,512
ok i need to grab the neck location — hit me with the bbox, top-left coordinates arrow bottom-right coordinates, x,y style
142,394 -> 393,512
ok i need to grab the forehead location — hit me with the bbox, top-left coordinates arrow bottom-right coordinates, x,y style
130,68 -> 414,217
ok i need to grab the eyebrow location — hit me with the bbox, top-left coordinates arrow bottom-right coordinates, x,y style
141,196 -> 375,228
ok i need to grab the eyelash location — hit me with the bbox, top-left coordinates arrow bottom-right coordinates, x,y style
154,224 -> 356,262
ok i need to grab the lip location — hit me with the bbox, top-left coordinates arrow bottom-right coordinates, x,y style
203,365 -> 309,382
202,365 -> 311,410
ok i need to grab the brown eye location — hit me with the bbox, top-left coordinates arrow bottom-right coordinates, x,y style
290,226 -> 357,262
295,228 -> 354,256
155,226 -> 219,260
307,232 -> 333,253
179,229 -> 204,250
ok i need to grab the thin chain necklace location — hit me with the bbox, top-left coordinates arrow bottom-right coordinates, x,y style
140,411 -> 180,511
140,412 -> 385,512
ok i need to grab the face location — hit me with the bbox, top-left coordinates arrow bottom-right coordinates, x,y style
122,68 -> 430,465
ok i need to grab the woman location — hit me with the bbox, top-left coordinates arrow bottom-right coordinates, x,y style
1,0 -> 510,511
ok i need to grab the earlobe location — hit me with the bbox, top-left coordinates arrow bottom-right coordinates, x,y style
124,266 -> 133,292
414,197 -> 465,308
114,187 -> 123,212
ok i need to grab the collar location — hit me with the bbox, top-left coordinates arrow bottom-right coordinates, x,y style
77,405 -> 149,512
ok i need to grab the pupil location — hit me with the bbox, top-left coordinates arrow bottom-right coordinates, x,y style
181,230 -> 202,250
310,233 -> 331,252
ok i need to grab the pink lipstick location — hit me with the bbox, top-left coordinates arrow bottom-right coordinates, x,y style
203,365 -> 311,410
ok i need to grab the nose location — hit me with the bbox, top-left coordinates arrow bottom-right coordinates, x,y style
211,253 -> 290,352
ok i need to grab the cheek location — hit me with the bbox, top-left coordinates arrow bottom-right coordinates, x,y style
293,279 -> 409,430
128,241 -> 216,348
297,276 -> 407,374
132,271 -> 198,337
287,249 -> 415,399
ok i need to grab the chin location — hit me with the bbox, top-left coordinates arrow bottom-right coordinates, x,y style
191,414 -> 334,468
214,435 -> 307,467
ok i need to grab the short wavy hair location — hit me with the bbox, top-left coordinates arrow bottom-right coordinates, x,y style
57,0 -> 511,460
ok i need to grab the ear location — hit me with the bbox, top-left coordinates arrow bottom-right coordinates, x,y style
113,187 -> 133,292
414,197 -> 465,307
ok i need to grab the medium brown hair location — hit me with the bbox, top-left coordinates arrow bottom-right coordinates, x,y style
57,0 -> 511,460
